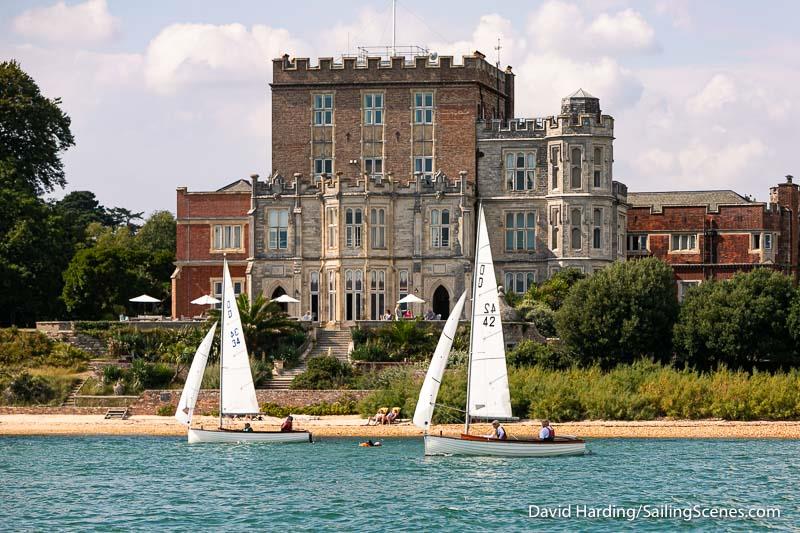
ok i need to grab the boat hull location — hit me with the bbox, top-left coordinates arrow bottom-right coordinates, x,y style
424,434 -> 586,457
187,428 -> 312,444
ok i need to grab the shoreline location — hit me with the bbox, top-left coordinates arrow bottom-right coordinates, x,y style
2,415 -> 800,439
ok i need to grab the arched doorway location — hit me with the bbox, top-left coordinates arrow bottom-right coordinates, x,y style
271,286 -> 287,313
432,286 -> 450,320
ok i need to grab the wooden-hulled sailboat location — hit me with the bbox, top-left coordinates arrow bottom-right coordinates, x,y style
414,205 -> 586,457
176,258 -> 312,444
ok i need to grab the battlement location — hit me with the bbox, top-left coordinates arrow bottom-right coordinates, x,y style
271,52 -> 513,94
477,114 -> 614,139
253,171 -> 472,198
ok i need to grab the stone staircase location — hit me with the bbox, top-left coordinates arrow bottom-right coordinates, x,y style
265,328 -> 352,390
61,374 -> 91,407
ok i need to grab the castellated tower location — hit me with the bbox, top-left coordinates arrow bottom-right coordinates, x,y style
476,89 -> 628,290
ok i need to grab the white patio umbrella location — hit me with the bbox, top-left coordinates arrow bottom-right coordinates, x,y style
129,294 -> 161,315
272,294 -> 300,304
190,295 -> 220,305
396,294 -> 425,305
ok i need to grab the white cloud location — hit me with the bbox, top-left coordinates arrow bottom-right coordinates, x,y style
655,0 -> 693,30
12,0 -> 119,45
144,23 -> 308,93
686,74 -> 737,114
677,140 -> 767,186
529,1 -> 658,57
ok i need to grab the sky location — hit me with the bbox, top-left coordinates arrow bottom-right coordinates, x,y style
2,0 -> 799,215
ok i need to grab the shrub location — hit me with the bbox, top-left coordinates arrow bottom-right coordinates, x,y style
0,328 -> 89,369
2,371 -> 56,405
514,300 -> 557,337
156,404 -> 175,416
673,269 -> 798,370
128,360 -> 173,391
556,257 -> 678,367
291,356 -> 354,390
260,399 -> 358,417
507,340 -> 575,369
357,367 -> 420,419
349,343 -> 388,362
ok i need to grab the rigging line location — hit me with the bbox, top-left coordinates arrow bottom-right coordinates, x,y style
434,403 -> 467,413
396,1 -> 450,45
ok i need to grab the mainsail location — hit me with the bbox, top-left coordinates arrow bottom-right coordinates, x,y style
413,291 -> 467,430
220,259 -> 260,414
466,206 -> 512,419
175,322 -> 217,426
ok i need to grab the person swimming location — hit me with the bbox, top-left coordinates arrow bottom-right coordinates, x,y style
359,439 -> 382,447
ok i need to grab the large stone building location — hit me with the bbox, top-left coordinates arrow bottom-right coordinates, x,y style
171,50 -> 798,322
476,89 -> 627,290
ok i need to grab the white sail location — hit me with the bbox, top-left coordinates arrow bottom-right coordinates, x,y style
175,322 -> 217,426
220,259 -> 260,415
467,206 -> 512,419
413,291 -> 467,430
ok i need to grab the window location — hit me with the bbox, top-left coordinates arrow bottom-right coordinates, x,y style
677,280 -> 701,302
765,233 -> 773,250
430,209 -> 450,248
365,158 -> 383,179
327,270 -> 336,322
505,211 -> 536,251
592,208 -> 602,249
213,224 -> 242,251
414,156 -> 433,180
505,151 -> 536,191
571,208 -> 582,250
314,94 -> 333,125
413,92 -> 434,124
370,208 -> 385,248
370,270 -> 385,320
309,271 -> 319,322
627,234 -> 648,252
398,269 -> 409,312
504,272 -> 536,294
345,269 -> 363,321
550,146 -> 560,189
212,279 -> 243,309
268,210 -> 288,250
593,147 -> 602,188
671,234 -> 697,251
314,158 -> 332,180
550,207 -> 560,250
345,208 -> 362,248
752,233 -> 761,250
570,147 -> 582,189
327,208 -> 338,248
363,93 -> 383,125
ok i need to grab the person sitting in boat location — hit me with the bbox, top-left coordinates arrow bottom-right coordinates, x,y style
539,419 -> 555,441
384,407 -> 400,425
280,415 -> 293,432
484,420 -> 507,440
242,423 -> 253,433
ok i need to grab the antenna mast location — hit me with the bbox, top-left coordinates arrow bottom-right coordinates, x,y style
392,0 -> 397,57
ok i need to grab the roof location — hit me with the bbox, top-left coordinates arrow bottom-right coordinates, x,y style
627,190 -> 754,212
565,88 -> 596,99
217,179 -> 252,192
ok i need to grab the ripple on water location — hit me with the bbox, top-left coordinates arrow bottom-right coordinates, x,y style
0,437 -> 797,532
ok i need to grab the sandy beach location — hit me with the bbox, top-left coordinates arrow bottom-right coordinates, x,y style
1,414 -> 800,439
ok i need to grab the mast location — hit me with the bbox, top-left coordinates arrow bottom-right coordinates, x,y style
219,255 -> 225,429
464,203 -> 482,434
391,0 -> 396,57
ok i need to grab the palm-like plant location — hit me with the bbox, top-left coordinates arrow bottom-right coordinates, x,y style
209,293 -> 304,361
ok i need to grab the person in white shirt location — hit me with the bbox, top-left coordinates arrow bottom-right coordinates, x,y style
300,310 -> 312,321
484,420 -> 507,440
539,419 -> 555,441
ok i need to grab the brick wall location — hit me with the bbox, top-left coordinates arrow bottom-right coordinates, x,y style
130,389 -> 372,415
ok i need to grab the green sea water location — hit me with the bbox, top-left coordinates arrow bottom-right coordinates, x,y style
0,436 -> 797,531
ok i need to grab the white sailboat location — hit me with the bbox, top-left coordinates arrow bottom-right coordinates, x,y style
415,205 -> 586,457
177,257 -> 312,444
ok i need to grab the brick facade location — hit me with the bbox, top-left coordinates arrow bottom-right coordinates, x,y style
627,177 -> 800,298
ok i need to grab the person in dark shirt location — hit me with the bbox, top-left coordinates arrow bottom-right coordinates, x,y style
280,415 -> 294,432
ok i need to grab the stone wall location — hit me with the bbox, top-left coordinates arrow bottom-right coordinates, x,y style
0,406 -> 109,415
130,389 -> 372,415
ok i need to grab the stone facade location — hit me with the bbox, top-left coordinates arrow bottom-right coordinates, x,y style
476,89 -> 628,288
627,176 -> 800,298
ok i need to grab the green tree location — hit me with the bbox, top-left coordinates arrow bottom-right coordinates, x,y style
136,211 -> 176,255
673,269 -> 797,370
211,293 -> 304,361
555,258 -> 679,367
0,60 -> 74,196
527,267 -> 586,311
61,226 -> 151,319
